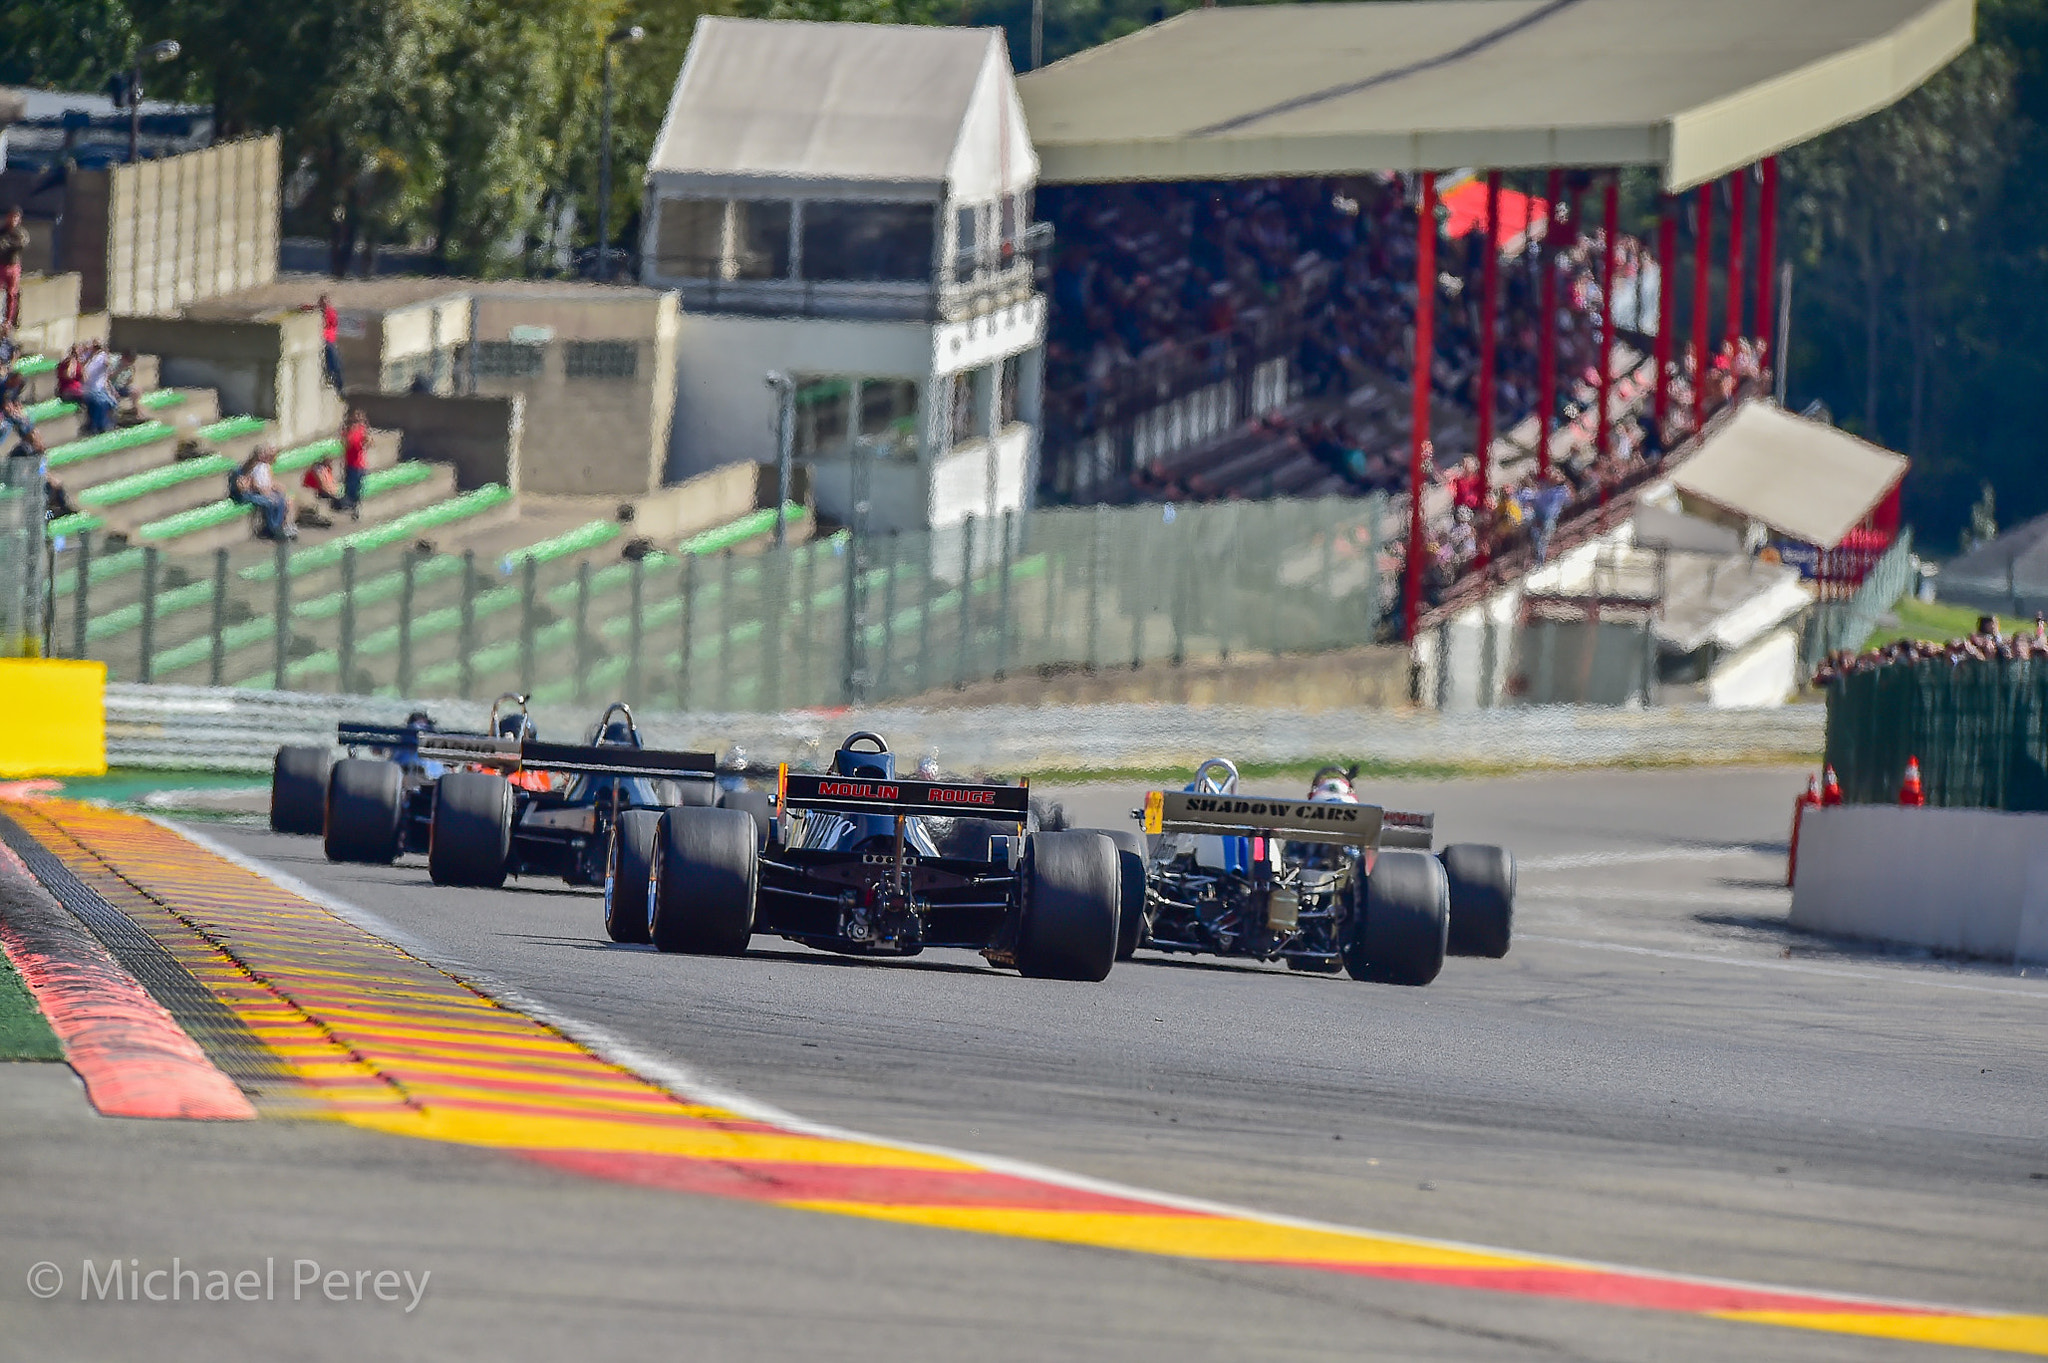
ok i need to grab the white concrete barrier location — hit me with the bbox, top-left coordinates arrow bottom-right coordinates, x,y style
1791,805 -> 2048,964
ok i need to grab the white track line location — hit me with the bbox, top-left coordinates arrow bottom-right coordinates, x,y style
158,816 -> 2030,1318
1518,933 -> 2048,999
1520,845 -> 1762,871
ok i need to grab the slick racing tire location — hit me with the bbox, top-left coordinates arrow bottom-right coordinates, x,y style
1342,849 -> 1448,987
1441,843 -> 1516,959
1016,831 -> 1120,982
324,759 -> 404,865
272,745 -> 331,835
935,817 -> 1003,862
674,777 -> 720,808
718,789 -> 775,848
429,771 -> 514,888
648,806 -> 757,955
1078,828 -> 1149,961
605,809 -> 663,945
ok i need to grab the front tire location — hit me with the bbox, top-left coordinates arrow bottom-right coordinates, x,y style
1442,843 -> 1515,958
649,806 -> 757,955
429,771 -> 514,888
605,809 -> 662,945
1343,850 -> 1447,986
271,745 -> 330,834
1016,831 -> 1120,981
324,759 -> 403,864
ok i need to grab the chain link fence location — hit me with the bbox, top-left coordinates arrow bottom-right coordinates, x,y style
1824,658 -> 2048,810
1,456 -> 48,658
40,495 -> 1392,712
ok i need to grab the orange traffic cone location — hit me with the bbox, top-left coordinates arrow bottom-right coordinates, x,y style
1788,774 -> 1822,888
1899,755 -> 1926,807
1820,766 -> 1843,807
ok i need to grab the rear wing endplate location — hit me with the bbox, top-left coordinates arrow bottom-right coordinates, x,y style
779,768 -> 1030,821
1141,791 -> 1384,848
415,734 -> 718,779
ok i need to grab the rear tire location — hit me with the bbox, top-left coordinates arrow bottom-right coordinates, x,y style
323,759 -> 403,864
718,788 -> 775,848
674,778 -> 720,808
649,807 -> 757,955
1079,828 -> 1149,960
271,745 -> 330,834
605,809 -> 662,945
1442,843 -> 1515,958
429,771 -> 513,888
1343,850 -> 1447,986
1016,831 -> 1120,981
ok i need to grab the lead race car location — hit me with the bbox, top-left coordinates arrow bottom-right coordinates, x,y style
1126,759 -> 1516,985
605,731 -> 1127,981
269,707 -> 488,847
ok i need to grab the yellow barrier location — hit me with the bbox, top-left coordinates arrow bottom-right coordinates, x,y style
0,660 -> 108,776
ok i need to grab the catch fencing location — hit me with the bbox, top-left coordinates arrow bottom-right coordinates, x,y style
44,495 -> 1392,712
1,457 -> 46,658
1799,531 -> 1915,670
1824,659 -> 2048,810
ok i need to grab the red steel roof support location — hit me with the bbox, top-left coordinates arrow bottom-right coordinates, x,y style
1402,170 -> 1438,644
1596,173 -> 1618,463
1535,167 -> 1562,478
1654,199 -> 1675,432
1725,165 -> 1748,351
1691,182 -> 1713,435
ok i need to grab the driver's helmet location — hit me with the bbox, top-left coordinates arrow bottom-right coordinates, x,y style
496,712 -> 535,742
914,753 -> 941,781
405,710 -> 435,729
833,743 -> 894,781
1308,778 -> 1358,804
720,745 -> 748,773
598,719 -> 636,746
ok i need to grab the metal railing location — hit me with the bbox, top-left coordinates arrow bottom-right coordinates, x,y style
42,496 -> 1391,711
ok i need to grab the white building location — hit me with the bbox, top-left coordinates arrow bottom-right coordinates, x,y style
642,18 -> 1046,537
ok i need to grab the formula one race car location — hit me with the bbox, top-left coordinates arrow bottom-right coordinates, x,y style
404,703 -> 740,891
605,731 -> 1127,981
1124,759 -> 1515,985
269,706 -> 496,855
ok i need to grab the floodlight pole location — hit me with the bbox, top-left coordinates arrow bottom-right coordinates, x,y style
597,25 -> 645,282
1653,199 -> 1675,432
1691,183 -> 1712,435
766,371 -> 795,547
1031,0 -> 1044,69
1402,171 -> 1438,645
127,40 -> 180,164
1596,173 -> 1618,463
1535,167 -> 1562,479
1725,167 -> 1747,351
1474,170 -> 1500,496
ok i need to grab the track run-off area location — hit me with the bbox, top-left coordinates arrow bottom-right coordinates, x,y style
4,763 -> 2047,1361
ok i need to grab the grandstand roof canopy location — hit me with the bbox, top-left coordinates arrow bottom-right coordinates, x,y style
1018,0 -> 1972,191
1671,404 -> 1909,549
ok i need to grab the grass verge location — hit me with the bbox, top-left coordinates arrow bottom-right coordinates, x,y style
1862,598 -> 2034,651
0,950 -> 63,1062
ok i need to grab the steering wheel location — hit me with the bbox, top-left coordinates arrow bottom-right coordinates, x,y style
839,731 -> 890,754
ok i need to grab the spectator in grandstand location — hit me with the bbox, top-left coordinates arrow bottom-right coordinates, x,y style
79,341 -> 118,435
1,386 -> 43,457
306,294 -> 344,392
229,444 -> 294,542
53,343 -> 84,405
0,208 -> 27,331
1524,468 -> 1570,566
300,449 -> 347,521
108,349 -> 143,424
341,408 -> 370,519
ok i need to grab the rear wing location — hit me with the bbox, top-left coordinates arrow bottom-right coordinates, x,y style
1378,809 -> 1435,850
1141,791 -> 1384,849
414,734 -> 718,779
779,768 -> 1031,821
337,721 -> 480,751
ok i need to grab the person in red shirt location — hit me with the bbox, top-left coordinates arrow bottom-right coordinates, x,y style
341,409 -> 369,520
306,293 -> 344,393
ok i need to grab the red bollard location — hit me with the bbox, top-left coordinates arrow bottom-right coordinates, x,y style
1787,773 -> 1821,888
1898,755 -> 1926,807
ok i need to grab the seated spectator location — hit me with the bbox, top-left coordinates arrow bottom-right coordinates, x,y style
0,387 -> 42,457
80,341 -> 117,435
299,452 -> 347,525
1526,469 -> 1570,565
53,344 -> 84,405
44,472 -> 74,520
228,445 -> 295,542
109,350 -> 144,424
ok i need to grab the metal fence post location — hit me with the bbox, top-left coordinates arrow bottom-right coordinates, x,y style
764,546 -> 786,714
1364,494 -> 1383,641
458,549 -> 478,700
138,547 -> 158,685
1085,505 -> 1104,670
272,538 -> 290,690
338,546 -> 357,693
956,515 -> 976,689
995,510 -> 1014,680
917,539 -> 934,693
677,555 -> 695,710
842,542 -> 861,704
72,532 -> 91,662
209,547 -> 228,686
627,557 -> 644,705
876,533 -> 899,697
519,556 -> 539,695
574,559 -> 592,707
718,549 -> 735,711
397,550 -> 418,697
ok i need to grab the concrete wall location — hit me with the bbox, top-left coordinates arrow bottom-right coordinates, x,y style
12,273 -> 84,355
669,312 -> 931,481
347,293 -> 471,394
1791,805 -> 2048,964
110,310 -> 339,445
470,290 -> 677,496
347,393 -> 521,491
1704,626 -> 1799,707
75,136 -> 280,315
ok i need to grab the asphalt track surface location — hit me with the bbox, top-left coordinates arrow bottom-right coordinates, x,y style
7,763 -> 2048,1362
